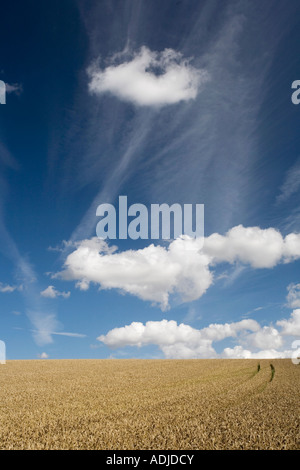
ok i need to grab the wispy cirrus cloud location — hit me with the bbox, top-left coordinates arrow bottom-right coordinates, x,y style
5,82 -> 23,96
222,346 -> 292,360
27,310 -> 60,346
31,328 -> 87,339
16,324 -> 87,346
65,0 -> 290,249
98,318 -> 259,358
276,157 -> 300,204
204,225 -> 300,268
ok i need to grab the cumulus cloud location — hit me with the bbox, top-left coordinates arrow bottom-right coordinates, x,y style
48,240 -> 75,253
162,341 -> 216,360
99,320 -> 202,348
50,331 -> 86,338
277,309 -> 300,336
56,237 -> 212,310
246,326 -> 283,350
40,285 -> 70,299
55,225 -> 300,310
205,225 -> 300,268
98,310 -> 300,359
98,318 -> 261,359
31,324 -> 87,344
88,47 -> 208,107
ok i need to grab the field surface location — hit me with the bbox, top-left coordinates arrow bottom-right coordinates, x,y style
0,359 -> 299,450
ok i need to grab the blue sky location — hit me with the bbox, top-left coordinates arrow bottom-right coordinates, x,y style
1,0 -> 300,360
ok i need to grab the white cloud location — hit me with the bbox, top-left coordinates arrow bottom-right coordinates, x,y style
222,345 -> 253,359
246,326 -> 283,350
98,318 -> 261,359
88,47 -> 208,107
222,345 -> 292,359
199,319 -> 260,341
67,1 -> 291,255
37,352 -> 49,359
286,283 -> 300,309
204,225 -> 300,268
56,237 -> 212,311
50,331 -> 86,338
28,311 -> 60,346
283,233 -> 300,262
48,240 -> 75,253
56,225 -> 300,310
12,310 -> 21,316
98,308 -> 300,359
40,285 -> 70,299
277,309 -> 300,336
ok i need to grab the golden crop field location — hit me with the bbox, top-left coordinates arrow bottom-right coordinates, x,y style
0,359 -> 299,450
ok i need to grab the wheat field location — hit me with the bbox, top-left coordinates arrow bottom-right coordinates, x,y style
0,359 -> 299,450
